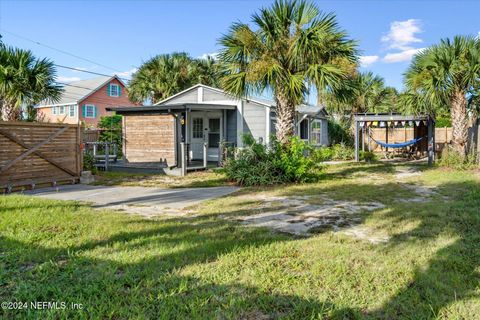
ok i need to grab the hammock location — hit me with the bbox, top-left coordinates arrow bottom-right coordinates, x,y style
370,136 -> 424,149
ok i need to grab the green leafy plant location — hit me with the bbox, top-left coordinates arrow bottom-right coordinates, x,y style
360,151 -> 377,162
438,145 -> 478,169
83,151 -> 97,174
223,135 -> 320,186
327,120 -> 353,146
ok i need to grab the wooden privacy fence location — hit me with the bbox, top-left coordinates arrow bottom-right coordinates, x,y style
363,127 -> 453,153
0,121 -> 81,191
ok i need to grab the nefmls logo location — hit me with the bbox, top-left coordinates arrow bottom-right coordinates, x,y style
30,301 -> 67,310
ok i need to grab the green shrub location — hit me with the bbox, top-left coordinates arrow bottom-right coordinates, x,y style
331,143 -> 354,160
438,145 -> 478,169
313,147 -> 334,162
313,143 -> 355,162
223,135 -> 320,186
83,152 -> 97,174
328,119 -> 353,146
360,151 -> 377,162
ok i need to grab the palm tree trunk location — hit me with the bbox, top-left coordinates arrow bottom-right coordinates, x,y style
451,90 -> 468,156
275,92 -> 296,144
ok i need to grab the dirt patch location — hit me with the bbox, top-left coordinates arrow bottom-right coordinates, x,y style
231,194 -> 386,242
394,166 -> 421,179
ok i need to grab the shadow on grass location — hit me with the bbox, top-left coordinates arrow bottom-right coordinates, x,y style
1,168 -> 480,318
199,172 -> 480,318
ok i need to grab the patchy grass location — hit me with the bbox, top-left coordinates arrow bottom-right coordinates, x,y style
93,169 -> 230,188
1,163 -> 480,319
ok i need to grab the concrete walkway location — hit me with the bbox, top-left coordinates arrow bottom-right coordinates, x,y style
25,185 -> 239,218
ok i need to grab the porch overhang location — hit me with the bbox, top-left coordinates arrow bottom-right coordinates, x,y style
107,103 -> 236,115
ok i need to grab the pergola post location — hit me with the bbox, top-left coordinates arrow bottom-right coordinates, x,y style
427,117 -> 435,165
180,142 -> 186,176
354,119 -> 360,162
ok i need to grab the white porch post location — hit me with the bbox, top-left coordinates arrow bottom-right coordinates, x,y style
236,100 -> 244,147
265,106 -> 271,145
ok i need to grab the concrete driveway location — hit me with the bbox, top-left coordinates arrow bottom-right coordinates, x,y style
25,184 -> 239,218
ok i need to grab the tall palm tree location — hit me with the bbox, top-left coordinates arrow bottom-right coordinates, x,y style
128,53 -> 221,104
218,0 -> 357,144
404,35 -> 480,155
0,46 -> 61,121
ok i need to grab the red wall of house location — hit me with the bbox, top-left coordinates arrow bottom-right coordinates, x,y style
80,78 -> 136,127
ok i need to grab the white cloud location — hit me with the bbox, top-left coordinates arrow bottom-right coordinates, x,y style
381,19 -> 422,50
57,76 -> 81,82
359,55 -> 379,67
383,48 -> 424,63
198,52 -> 218,60
115,68 -> 138,78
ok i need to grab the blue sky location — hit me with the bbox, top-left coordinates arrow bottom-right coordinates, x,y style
1,0 -> 479,92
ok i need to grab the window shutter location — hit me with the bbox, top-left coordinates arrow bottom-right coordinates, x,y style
118,86 -> 122,97
82,105 -> 86,118
107,84 -> 111,96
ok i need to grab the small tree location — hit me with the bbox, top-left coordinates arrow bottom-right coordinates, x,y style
98,114 -> 122,146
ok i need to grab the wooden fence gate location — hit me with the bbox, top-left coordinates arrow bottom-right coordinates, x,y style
0,121 -> 81,191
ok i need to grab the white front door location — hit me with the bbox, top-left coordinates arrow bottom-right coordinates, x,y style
189,112 -> 222,161
207,118 -> 221,161
190,114 -> 205,160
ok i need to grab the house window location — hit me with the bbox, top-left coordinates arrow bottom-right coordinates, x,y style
192,117 -> 203,139
52,106 -> 57,115
85,105 -> 95,118
311,120 -> 322,145
68,105 -> 75,118
299,119 -> 309,140
58,106 -> 66,115
109,84 -> 120,97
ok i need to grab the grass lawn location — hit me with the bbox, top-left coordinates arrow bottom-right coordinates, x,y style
92,169 -> 229,188
1,163 -> 480,319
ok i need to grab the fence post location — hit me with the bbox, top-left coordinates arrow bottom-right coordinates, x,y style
354,120 -> 359,162
180,142 -> 186,176
203,142 -> 208,168
105,142 -> 109,171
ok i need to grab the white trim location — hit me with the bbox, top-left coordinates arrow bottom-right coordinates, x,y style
198,86 -> 203,103
154,83 -> 275,109
37,101 -> 79,108
77,76 -> 124,103
84,104 -> 96,118
109,83 -> 120,97
265,106 -> 271,145
68,104 -> 76,118
298,118 -> 309,141
236,100 -> 244,147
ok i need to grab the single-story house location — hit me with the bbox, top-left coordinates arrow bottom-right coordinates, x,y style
108,84 -> 328,172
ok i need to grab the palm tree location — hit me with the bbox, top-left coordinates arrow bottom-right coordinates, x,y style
218,0 -> 357,144
0,46 -> 61,121
324,71 -> 397,115
128,53 -> 221,104
404,36 -> 480,155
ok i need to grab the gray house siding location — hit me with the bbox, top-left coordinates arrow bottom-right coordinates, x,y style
203,88 -> 232,101
159,89 -> 198,105
243,101 -> 266,142
226,109 -> 237,144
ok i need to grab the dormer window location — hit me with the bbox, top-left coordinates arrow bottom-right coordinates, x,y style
109,83 -> 121,97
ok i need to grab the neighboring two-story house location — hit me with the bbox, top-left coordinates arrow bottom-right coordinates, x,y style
36,75 -> 136,127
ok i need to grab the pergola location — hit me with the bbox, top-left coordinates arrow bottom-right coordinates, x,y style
353,113 -> 436,165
